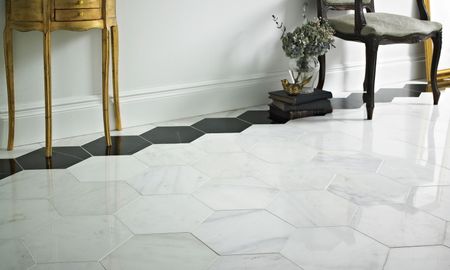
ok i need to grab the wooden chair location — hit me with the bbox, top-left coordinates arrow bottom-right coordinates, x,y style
316,0 -> 443,119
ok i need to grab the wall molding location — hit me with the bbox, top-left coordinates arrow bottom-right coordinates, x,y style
0,56 -> 425,148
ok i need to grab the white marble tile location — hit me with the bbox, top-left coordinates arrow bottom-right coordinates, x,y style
110,124 -> 156,136
328,173 -> 411,205
241,124 -> 307,140
300,131 -> 365,152
0,170 -> 78,200
208,254 -> 302,270
101,234 -> 217,270
0,240 -> 35,270
0,143 -> 41,159
30,262 -> 104,270
409,186 -> 450,221
50,133 -> 103,147
193,177 -> 279,210
155,116 -> 205,126
378,158 -> 450,186
134,144 -> 207,167
252,163 -> 335,191
192,152 -> 270,179
245,140 -> 317,165
0,200 -> 59,239
310,151 -> 383,174
192,134 -> 254,153
446,224 -> 450,247
23,215 -> 132,263
267,191 -> 358,227
193,210 -> 295,255
115,195 -> 213,234
352,204 -> 446,247
126,165 -> 209,195
68,156 -> 149,182
384,246 -> 450,270
281,227 -> 388,270
51,181 -> 139,216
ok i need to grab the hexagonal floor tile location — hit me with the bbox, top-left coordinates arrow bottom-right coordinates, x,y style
245,140 -> 317,165
82,136 -> 151,156
237,111 -> 283,125
352,204 -> 446,247
193,177 -> 279,210
0,200 -> 59,239
29,262 -> 104,270
115,195 -> 213,234
101,234 -> 217,270
328,173 -> 411,205
23,216 -> 132,263
15,147 -> 91,170
267,191 -> 358,227
384,246 -> 450,270
134,144 -> 207,167
310,152 -> 383,174
410,186 -> 450,221
51,181 -> 139,216
141,126 -> 204,144
209,254 -> 302,270
446,224 -> 450,247
252,163 -> 336,191
0,240 -> 35,270
126,165 -> 209,195
0,159 -> 22,180
192,118 -> 251,133
281,227 -> 388,270
192,134 -> 254,153
68,156 -> 149,182
193,210 -> 295,255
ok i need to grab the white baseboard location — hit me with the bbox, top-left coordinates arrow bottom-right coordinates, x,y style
0,56 -> 425,148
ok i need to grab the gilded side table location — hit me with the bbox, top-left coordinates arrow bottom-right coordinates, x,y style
4,0 -> 122,157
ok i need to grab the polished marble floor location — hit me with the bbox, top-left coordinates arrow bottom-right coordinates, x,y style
1,83 -> 450,269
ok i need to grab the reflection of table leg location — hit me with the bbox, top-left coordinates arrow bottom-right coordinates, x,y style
4,27 -> 15,151
111,25 -> 122,131
102,28 -> 112,146
44,31 -> 53,158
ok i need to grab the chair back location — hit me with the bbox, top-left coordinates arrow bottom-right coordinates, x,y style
316,0 -> 375,18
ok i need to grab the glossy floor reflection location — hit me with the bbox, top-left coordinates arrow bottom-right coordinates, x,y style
1,84 -> 450,269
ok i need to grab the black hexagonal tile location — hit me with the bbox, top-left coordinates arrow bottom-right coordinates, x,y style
238,111 -> 284,125
0,159 -> 23,180
192,118 -> 252,133
82,136 -> 151,156
331,93 -> 364,109
15,147 -> 91,170
375,87 -> 424,103
141,126 -> 204,144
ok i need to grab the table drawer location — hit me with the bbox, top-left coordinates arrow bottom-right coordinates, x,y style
11,0 -> 44,21
54,9 -> 102,21
54,0 -> 101,9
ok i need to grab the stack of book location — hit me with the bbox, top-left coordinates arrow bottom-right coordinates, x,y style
269,88 -> 333,122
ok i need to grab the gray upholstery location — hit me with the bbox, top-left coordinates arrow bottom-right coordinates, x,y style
326,0 -> 371,5
329,13 -> 442,37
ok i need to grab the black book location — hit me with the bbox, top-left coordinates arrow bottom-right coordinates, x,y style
271,99 -> 332,112
269,104 -> 332,120
269,89 -> 333,105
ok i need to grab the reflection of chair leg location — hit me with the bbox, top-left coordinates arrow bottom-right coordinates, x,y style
111,25 -> 122,131
102,28 -> 112,147
4,27 -> 15,151
317,55 -> 326,90
363,39 -> 379,120
44,31 -> 53,157
431,31 -> 442,105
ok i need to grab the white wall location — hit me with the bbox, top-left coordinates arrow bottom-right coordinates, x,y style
0,0 -> 426,147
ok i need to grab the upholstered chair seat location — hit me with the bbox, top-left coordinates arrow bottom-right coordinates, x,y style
326,0 -> 371,5
329,13 -> 442,37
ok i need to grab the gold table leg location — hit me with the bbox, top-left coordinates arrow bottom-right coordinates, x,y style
4,26 -> 15,151
111,25 -> 122,131
44,31 -> 52,158
102,28 -> 112,146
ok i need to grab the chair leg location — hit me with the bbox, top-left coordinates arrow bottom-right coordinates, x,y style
317,55 -> 326,90
363,39 -> 379,120
43,31 -> 52,158
4,27 -> 15,151
430,31 -> 442,105
102,28 -> 112,147
111,25 -> 122,131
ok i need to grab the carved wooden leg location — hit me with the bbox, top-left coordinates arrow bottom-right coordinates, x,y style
111,25 -> 122,131
44,31 -> 53,157
4,27 -> 15,151
431,31 -> 442,105
102,28 -> 112,146
363,39 -> 379,120
317,55 -> 326,90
